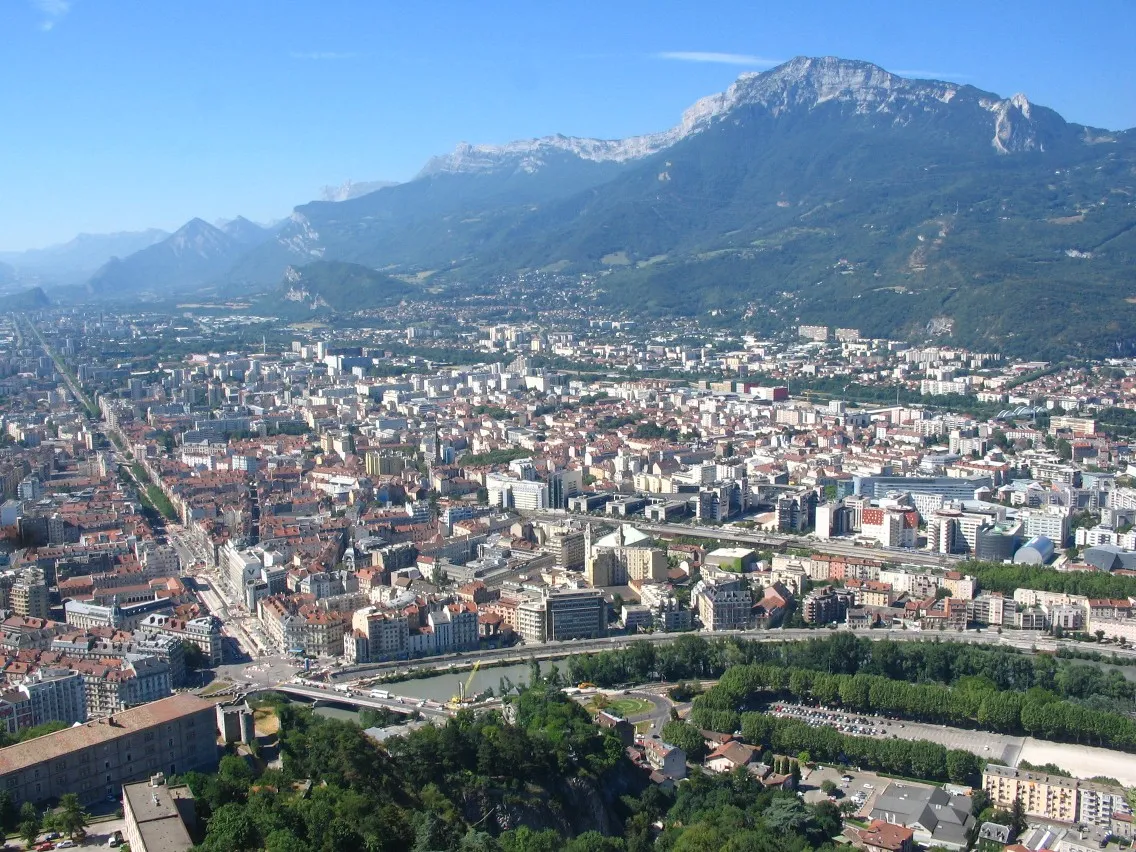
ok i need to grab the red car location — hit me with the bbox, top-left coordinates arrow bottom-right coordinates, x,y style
34,842 -> 56,852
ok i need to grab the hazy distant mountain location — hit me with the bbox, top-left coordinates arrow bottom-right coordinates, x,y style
0,229 -> 170,284
217,216 -> 273,245
318,180 -> 399,202
0,286 -> 50,310
87,218 -> 265,295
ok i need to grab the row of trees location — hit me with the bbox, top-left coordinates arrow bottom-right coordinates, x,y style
960,559 -> 1136,600
687,709 -> 983,786
0,792 -> 87,847
566,633 -> 1135,709
691,662 -> 1136,750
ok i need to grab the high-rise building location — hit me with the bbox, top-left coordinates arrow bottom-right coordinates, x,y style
545,588 -> 607,641
515,589 -> 607,643
547,468 -> 582,510
10,569 -> 49,619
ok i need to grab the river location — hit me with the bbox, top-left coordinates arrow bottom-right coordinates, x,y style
296,662 -> 554,723
380,661 -> 554,702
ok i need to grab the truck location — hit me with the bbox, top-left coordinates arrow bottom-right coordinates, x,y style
369,689 -> 390,700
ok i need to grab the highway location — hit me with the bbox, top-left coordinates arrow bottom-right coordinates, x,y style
521,510 -> 961,569
20,313 -> 99,417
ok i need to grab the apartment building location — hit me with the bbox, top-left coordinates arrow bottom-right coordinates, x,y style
802,586 -> 856,625
1078,781 -> 1132,828
516,598 -> 548,643
10,570 -> 49,619
0,669 -> 87,734
257,596 -> 348,656
967,593 -> 1015,627
982,764 -> 1079,823
0,694 -> 218,807
860,507 -> 918,549
486,473 -> 548,511
136,614 -> 224,666
983,765 -> 1132,829
696,580 -> 753,631
347,607 -> 410,663
545,527 -> 586,571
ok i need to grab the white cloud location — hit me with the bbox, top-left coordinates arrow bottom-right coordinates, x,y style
33,0 -> 70,31
289,51 -> 357,61
656,51 -> 782,67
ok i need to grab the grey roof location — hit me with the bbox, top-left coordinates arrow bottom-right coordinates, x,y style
1084,544 -> 1136,572
979,822 -> 1012,843
870,783 -> 974,848
122,781 -> 196,852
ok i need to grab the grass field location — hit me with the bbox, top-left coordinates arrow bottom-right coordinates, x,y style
607,697 -> 653,718
254,706 -> 280,736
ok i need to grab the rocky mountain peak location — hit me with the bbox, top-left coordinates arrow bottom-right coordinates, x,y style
167,218 -> 233,258
418,57 -> 1074,176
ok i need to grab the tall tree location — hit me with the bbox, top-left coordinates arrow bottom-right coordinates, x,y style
0,790 -> 16,834
55,793 -> 88,840
1010,793 -> 1027,840
18,801 -> 40,850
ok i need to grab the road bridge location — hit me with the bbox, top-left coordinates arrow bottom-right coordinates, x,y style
263,683 -> 454,720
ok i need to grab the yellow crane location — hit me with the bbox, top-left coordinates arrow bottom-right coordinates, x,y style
451,661 -> 481,704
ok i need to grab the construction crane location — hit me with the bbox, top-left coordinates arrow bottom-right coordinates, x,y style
451,662 -> 481,705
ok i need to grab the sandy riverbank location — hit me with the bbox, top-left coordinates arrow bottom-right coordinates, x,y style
1015,738 -> 1136,786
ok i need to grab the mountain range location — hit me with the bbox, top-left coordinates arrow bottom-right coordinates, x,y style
0,228 -> 170,286
25,57 -> 1136,357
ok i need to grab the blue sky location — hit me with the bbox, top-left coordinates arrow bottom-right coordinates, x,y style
2,0 -> 1135,251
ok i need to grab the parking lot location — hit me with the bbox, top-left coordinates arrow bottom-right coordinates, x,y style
802,765 -> 892,816
13,817 -> 126,850
766,702 -> 1024,765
